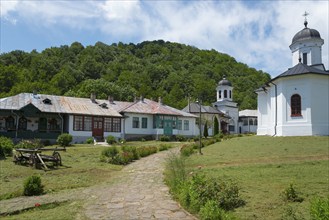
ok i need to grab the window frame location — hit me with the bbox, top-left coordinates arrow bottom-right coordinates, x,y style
183,120 -> 189,131
132,117 -> 140,128
291,94 -> 302,117
141,117 -> 148,129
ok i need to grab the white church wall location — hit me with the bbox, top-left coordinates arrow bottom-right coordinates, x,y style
256,91 -> 269,135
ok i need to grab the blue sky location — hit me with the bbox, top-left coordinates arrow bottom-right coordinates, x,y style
1,0 -> 328,77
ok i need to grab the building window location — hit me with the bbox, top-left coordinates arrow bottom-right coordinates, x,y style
112,118 -> 121,132
104,118 -> 112,132
229,90 -> 232,99
229,125 -> 235,132
39,117 -> 47,131
177,120 -> 182,130
74,116 -> 83,131
142,118 -> 148,129
104,117 -> 121,132
291,94 -> 302,116
243,119 -> 248,126
18,117 -> 27,130
48,118 -> 58,131
132,117 -> 139,128
184,120 -> 189,130
6,116 -> 15,130
224,90 -> 227,98
249,118 -> 254,125
84,116 -> 92,131
218,90 -> 221,98
303,53 -> 307,65
254,119 -> 258,126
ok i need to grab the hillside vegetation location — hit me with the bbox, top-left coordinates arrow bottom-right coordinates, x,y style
0,40 -> 270,109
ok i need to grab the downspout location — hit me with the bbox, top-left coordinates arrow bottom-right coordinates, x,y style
269,82 -> 277,136
11,110 -> 19,141
58,113 -> 64,134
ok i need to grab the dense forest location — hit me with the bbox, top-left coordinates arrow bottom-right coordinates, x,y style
0,40 -> 271,110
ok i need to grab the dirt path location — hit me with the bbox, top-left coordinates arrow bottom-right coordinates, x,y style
0,149 -> 195,219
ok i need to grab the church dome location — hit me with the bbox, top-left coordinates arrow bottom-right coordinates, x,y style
218,78 -> 232,86
292,21 -> 322,44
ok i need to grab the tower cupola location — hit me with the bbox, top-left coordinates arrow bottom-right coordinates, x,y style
216,77 -> 233,101
289,12 -> 324,67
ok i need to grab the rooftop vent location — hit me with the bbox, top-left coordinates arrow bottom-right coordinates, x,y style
42,98 -> 52,105
99,103 -> 108,109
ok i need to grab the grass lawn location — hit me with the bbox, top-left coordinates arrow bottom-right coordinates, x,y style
184,136 -> 329,219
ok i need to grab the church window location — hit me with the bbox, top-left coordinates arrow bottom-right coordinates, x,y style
224,90 -> 227,98
291,94 -> 302,116
249,118 -> 254,125
254,119 -> 258,125
229,90 -> 232,98
243,119 -> 248,126
6,116 -> 15,130
218,90 -> 221,98
302,53 -> 307,65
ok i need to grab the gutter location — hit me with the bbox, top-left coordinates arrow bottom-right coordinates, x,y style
11,110 -> 19,140
269,82 -> 277,136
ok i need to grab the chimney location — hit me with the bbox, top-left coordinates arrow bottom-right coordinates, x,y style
108,96 -> 114,104
33,90 -> 37,96
91,93 -> 96,103
140,95 -> 144,102
158,97 -> 163,105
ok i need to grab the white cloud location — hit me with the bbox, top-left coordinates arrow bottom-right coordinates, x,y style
1,0 -> 328,77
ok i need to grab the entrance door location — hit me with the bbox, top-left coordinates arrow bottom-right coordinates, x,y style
220,121 -> 228,134
92,117 -> 104,138
163,120 -> 173,136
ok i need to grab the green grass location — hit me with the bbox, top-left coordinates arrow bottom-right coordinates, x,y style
184,136 -> 329,219
0,144 -> 123,200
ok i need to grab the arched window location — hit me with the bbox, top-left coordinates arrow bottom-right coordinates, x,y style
18,117 -> 27,130
229,90 -> 232,99
48,118 -> 58,131
291,94 -> 302,116
218,90 -> 221,99
6,116 -> 15,130
224,90 -> 227,98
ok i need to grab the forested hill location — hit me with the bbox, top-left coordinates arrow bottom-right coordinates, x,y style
0,40 -> 271,110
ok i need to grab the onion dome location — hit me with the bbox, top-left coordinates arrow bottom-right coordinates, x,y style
218,78 -> 232,86
291,20 -> 322,44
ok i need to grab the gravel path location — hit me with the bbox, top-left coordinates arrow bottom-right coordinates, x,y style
0,149 -> 195,219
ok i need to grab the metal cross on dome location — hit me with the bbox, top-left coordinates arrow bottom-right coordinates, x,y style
303,11 -> 309,21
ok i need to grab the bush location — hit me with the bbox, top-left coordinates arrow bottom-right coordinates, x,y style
282,183 -> 304,202
199,200 -> 235,220
122,146 -> 139,160
137,146 -> 158,157
23,175 -> 44,196
176,135 -> 187,142
203,122 -> 209,138
160,135 -> 170,142
180,144 -> 194,157
0,136 -> 14,158
15,139 -> 43,149
57,133 -> 72,147
159,144 -> 170,151
106,135 -> 117,145
119,138 -> 126,144
310,196 -> 329,220
85,137 -> 94,144
165,153 -> 187,193
203,138 -> 216,147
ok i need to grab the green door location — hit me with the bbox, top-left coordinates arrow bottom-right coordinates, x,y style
164,120 -> 173,136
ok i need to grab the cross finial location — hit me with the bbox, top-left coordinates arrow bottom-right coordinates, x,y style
303,11 -> 309,28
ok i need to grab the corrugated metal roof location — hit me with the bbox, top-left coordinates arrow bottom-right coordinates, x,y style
0,93 -> 122,117
239,109 -> 257,117
182,102 -> 224,114
119,98 -> 197,117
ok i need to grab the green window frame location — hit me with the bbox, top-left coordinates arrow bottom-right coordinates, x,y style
132,117 -> 139,128
142,117 -> 147,129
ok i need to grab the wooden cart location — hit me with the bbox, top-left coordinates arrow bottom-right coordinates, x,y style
13,147 -> 66,170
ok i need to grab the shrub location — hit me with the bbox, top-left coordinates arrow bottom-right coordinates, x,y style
0,136 -> 14,158
282,183 -> 304,202
57,133 -> 72,147
214,118 -> 219,136
310,196 -> 329,220
159,144 -> 170,151
176,135 -> 187,142
160,135 -> 170,142
165,153 -> 187,192
118,151 -> 134,165
203,138 -> 216,147
122,146 -> 139,160
199,200 -> 235,220
119,138 -> 126,144
106,135 -> 117,145
137,146 -> 158,157
203,122 -> 209,138
85,137 -> 94,144
282,206 -> 305,220
180,144 -> 194,157
15,139 -> 43,149
23,175 -> 44,196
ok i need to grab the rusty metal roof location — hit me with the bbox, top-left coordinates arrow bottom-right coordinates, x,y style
117,98 -> 197,117
0,93 -> 122,117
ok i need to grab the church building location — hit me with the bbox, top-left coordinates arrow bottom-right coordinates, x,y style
256,18 -> 329,136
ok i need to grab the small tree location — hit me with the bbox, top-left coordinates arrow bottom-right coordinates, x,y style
24,175 -> 44,196
57,133 -> 72,147
203,121 -> 209,138
0,136 -> 14,158
214,117 -> 219,136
